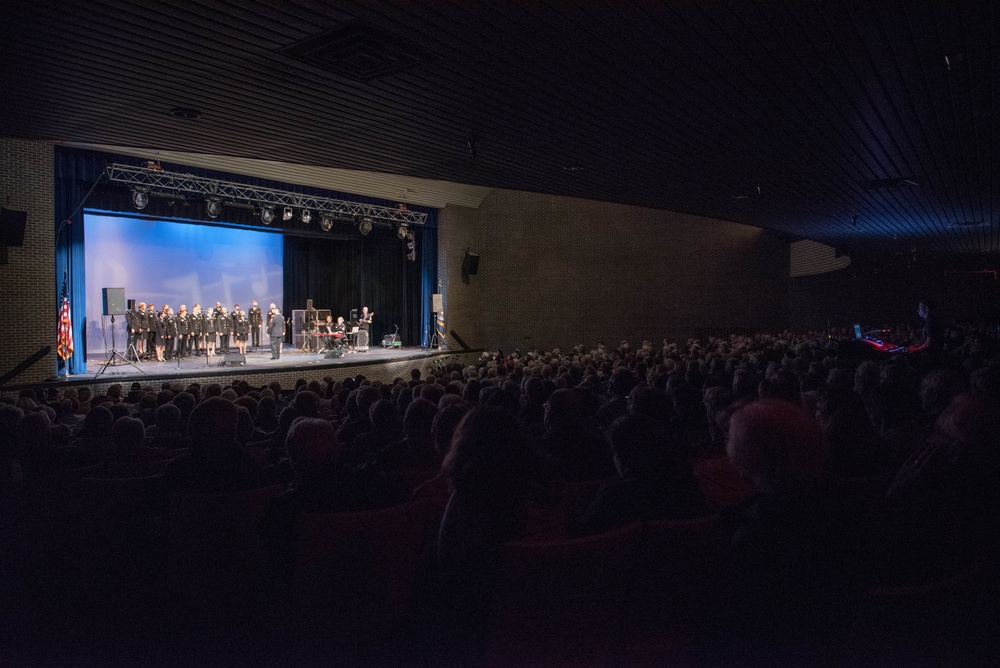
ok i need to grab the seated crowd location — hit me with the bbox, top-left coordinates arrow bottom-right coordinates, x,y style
2,323 -> 1000,663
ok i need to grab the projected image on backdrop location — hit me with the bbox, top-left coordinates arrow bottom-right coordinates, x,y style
84,213 -> 283,356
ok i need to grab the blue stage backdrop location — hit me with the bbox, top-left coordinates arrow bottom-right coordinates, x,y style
84,212 -> 283,355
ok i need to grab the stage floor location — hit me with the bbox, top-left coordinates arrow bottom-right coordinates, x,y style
73,344 -> 454,384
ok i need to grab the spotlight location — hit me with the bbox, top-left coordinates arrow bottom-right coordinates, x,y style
301,209 -> 312,224
359,217 -> 373,236
132,187 -> 150,210
320,214 -> 333,232
283,206 -> 294,221
397,224 -> 409,240
260,205 -> 276,225
206,197 -> 222,218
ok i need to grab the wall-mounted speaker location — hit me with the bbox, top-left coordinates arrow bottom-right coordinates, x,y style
0,208 -> 28,247
463,251 -> 480,276
102,287 -> 126,316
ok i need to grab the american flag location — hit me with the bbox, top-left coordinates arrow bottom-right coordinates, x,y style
57,274 -> 74,360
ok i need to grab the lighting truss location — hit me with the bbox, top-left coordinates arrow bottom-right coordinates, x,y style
106,163 -> 428,226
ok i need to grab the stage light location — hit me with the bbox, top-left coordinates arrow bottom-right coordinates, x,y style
359,217 -> 373,235
320,214 -> 333,231
282,206 -> 294,221
397,224 -> 408,239
206,197 -> 222,218
301,209 -> 312,224
260,205 -> 276,225
132,187 -> 150,210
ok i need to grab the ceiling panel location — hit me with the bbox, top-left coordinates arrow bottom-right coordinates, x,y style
1,0 -> 997,254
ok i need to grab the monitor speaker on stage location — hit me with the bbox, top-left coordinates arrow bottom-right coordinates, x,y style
432,293 -> 443,313
220,352 -> 246,367
102,287 -> 126,316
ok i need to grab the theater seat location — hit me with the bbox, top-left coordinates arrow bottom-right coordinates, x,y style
485,521 -> 642,666
632,514 -> 726,618
294,499 -> 430,635
77,474 -> 170,594
563,476 -> 615,524
167,484 -> 283,618
693,456 -> 756,511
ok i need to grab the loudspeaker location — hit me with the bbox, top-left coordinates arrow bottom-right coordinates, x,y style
356,330 -> 369,351
127,299 -> 136,311
306,299 -> 314,311
102,287 -> 126,316
432,293 -> 443,312
0,208 -> 28,247
219,352 -> 246,366
463,251 -> 480,276
382,334 -> 395,348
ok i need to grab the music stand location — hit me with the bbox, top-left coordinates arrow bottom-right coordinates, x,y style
95,314 -> 144,379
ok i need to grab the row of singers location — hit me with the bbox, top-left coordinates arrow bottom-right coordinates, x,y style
125,300 -> 272,362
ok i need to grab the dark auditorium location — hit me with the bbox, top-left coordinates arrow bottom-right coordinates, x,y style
3,1 -> 1000,666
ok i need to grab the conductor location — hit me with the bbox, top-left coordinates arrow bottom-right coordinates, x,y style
268,307 -> 285,360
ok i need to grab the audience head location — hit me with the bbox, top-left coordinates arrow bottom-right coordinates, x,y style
155,403 -> 183,434
403,398 -> 438,439
84,405 -> 114,436
608,414 -> 678,477
727,398 -> 827,496
369,399 -> 398,432
444,406 -> 535,498
187,397 -> 239,455
112,417 -> 145,455
286,417 -> 340,474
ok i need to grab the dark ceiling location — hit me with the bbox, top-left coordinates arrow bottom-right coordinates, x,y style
2,0 -> 997,254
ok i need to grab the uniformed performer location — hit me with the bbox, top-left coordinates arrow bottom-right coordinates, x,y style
135,302 -> 149,358
146,303 -> 158,358
204,307 -> 218,357
248,300 -> 263,349
154,306 -> 167,362
163,306 -> 177,361
190,304 -> 204,356
234,307 -> 249,355
175,305 -> 191,359
217,306 -> 232,353
335,315 -> 353,353
125,302 -> 139,360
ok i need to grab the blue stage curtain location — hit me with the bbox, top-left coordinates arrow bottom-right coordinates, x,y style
419,225 -> 438,348
54,147 -> 105,375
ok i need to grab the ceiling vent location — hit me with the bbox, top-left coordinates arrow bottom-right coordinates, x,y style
861,177 -> 919,192
282,21 -> 439,82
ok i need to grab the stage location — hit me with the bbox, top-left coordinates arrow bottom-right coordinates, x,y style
30,346 -> 482,395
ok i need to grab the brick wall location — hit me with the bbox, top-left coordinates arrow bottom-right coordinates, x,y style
437,203 -> 481,349
0,139 -> 55,384
463,189 -> 788,353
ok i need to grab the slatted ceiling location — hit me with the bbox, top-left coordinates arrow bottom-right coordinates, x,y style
4,0 -> 999,254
